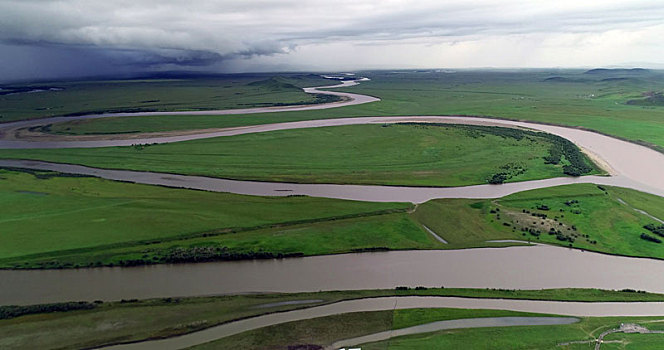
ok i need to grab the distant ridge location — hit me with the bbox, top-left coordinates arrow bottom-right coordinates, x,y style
543,76 -> 586,83
584,68 -> 650,74
247,77 -> 300,91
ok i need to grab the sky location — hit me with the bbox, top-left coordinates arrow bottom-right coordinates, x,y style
2,0 -> 664,81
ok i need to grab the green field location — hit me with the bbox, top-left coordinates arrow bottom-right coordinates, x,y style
493,184 -> 664,259
0,124 -> 600,187
0,74 -> 339,122
3,288 -> 664,350
40,69 -> 664,152
1,166 -> 663,268
0,168 -> 425,269
416,183 -> 664,259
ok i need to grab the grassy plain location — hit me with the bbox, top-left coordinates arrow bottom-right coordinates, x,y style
0,168 -> 422,268
3,288 -> 664,349
416,183 -> 664,259
493,184 -> 664,259
0,74 -> 337,122
1,166 -> 663,268
42,69 -> 664,151
0,124 -> 599,187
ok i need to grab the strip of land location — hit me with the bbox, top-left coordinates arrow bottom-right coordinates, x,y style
1,166 -> 664,269
2,288 -> 664,350
0,124 -> 601,187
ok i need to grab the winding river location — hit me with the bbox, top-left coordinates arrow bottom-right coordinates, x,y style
1,80 -> 664,312
0,79 -> 377,141
4,245 -> 664,306
3,78 -> 664,349
0,114 -> 663,202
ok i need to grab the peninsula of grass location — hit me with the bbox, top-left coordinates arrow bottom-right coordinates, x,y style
0,124 -> 600,187
1,166 -> 663,268
0,74 -> 339,122
0,167 -> 429,269
43,69 -> 664,152
491,183 -> 664,259
414,183 -> 664,259
3,288 -> 664,350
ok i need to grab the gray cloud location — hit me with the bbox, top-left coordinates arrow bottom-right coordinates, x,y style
1,0 -> 663,80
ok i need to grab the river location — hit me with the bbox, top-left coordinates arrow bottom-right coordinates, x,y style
3,244 -> 664,305
1,80 -> 664,317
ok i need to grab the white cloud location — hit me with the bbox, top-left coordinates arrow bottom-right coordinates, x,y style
1,0 -> 663,78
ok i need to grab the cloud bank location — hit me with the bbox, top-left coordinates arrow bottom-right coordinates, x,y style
2,0 -> 664,80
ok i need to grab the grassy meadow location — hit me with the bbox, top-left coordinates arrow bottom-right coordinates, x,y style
0,74 -> 338,122
1,164 -> 662,268
493,184 -> 664,259
0,167 -> 427,269
37,69 -> 664,152
0,124 -> 600,187
416,183 -> 664,259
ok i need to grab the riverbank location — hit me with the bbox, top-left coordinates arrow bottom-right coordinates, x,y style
2,165 -> 663,270
0,124 -> 601,187
2,288 -> 664,350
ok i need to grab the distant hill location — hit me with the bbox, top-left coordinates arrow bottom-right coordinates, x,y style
584,68 -> 650,75
543,76 -> 587,83
247,77 -> 300,91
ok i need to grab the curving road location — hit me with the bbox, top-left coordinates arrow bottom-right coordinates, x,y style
98,296 -> 664,350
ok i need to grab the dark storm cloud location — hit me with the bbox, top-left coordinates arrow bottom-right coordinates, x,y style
1,0 -> 663,80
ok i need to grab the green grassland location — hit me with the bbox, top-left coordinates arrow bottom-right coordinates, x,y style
416,183 -> 664,259
1,166 -> 663,268
0,168 -> 424,269
0,74 -> 338,122
3,288 -> 664,350
0,124 -> 600,187
42,69 -> 664,152
492,184 -> 664,259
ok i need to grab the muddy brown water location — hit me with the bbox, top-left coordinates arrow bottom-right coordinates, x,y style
3,245 -> 664,306
1,83 -> 664,323
0,159 -> 651,203
0,116 -> 663,201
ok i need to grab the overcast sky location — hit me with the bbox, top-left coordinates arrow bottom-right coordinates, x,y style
2,0 -> 664,81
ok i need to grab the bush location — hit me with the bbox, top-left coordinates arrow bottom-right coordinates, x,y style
488,173 -> 508,184
0,302 -> 96,320
644,224 -> 664,237
640,233 -> 662,243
